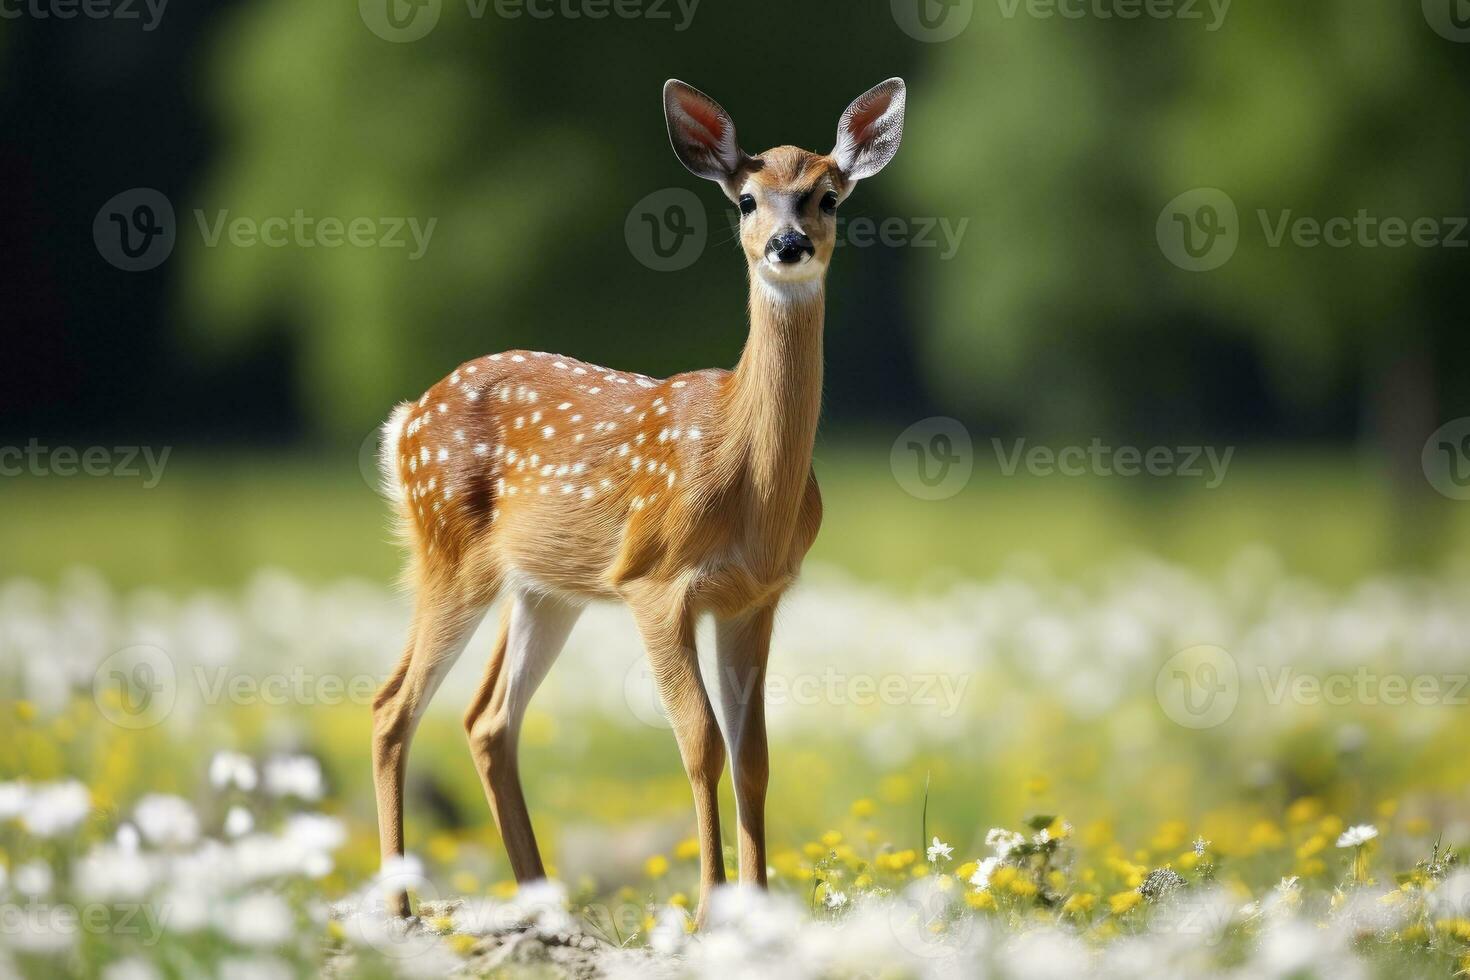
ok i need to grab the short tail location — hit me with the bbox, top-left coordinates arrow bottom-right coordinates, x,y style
379,402 -> 413,513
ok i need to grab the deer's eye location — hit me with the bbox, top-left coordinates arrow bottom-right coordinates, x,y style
820,191 -> 838,215
738,194 -> 757,217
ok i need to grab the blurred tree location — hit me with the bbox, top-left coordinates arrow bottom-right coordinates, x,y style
914,0 -> 1468,462
181,0 -> 917,439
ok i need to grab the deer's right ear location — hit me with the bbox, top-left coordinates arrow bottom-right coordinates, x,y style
664,80 -> 744,184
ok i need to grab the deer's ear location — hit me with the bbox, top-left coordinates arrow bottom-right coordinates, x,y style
664,80 -> 744,183
832,78 -> 906,183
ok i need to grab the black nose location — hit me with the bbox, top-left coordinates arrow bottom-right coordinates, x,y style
766,231 -> 815,264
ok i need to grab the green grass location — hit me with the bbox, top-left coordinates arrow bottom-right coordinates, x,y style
5,439 -> 1467,589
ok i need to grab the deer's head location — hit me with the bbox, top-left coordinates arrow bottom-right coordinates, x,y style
664,78 -> 906,287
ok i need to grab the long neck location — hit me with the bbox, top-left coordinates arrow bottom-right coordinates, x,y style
719,276 -> 826,509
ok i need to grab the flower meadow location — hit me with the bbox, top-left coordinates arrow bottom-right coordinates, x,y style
3,551 -> 1470,977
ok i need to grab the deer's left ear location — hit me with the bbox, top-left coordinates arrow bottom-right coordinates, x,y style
832,78 -> 906,183
664,80 -> 745,184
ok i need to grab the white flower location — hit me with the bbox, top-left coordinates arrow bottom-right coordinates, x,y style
20,780 -> 91,837
263,755 -> 324,801
0,781 -> 29,820
210,752 -> 259,792
1193,836 -> 1211,856
101,958 -> 162,980
14,860 -> 53,897
970,856 -> 1000,891
74,843 -> 154,900
116,823 -> 141,852
823,889 -> 849,910
649,905 -> 690,954
1336,825 -> 1378,848
224,805 -> 254,838
985,828 -> 1025,858
1034,828 -> 1052,845
219,891 -> 294,948
926,836 -> 953,863
216,955 -> 294,980
134,794 -> 200,848
1277,875 -> 1300,895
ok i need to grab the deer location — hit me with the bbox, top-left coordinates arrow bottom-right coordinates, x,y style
371,77 -> 906,924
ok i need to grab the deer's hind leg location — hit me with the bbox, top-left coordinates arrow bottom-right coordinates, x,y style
464,586 -> 583,881
373,579 -> 492,916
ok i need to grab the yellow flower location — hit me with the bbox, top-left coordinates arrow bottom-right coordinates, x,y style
966,890 -> 995,910
991,866 -> 1018,890
1296,835 -> 1326,860
820,830 -> 843,848
447,934 -> 478,957
1247,821 -> 1285,851
1151,821 -> 1187,853
911,864 -> 931,879
645,855 -> 669,879
851,798 -> 876,819
14,701 -> 37,722
854,873 -> 872,889
1063,893 -> 1097,916
1108,891 -> 1143,915
1286,798 -> 1322,825
674,838 -> 701,861
1008,878 -> 1038,898
669,892 -> 689,908
803,842 -> 828,861
427,833 -> 459,865
427,915 -> 454,933
491,880 -> 518,899
956,861 -> 977,880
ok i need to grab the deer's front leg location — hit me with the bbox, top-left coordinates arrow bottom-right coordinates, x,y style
714,603 -> 775,887
627,588 -> 727,922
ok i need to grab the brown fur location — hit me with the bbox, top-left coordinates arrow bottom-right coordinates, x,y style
371,76 -> 903,923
